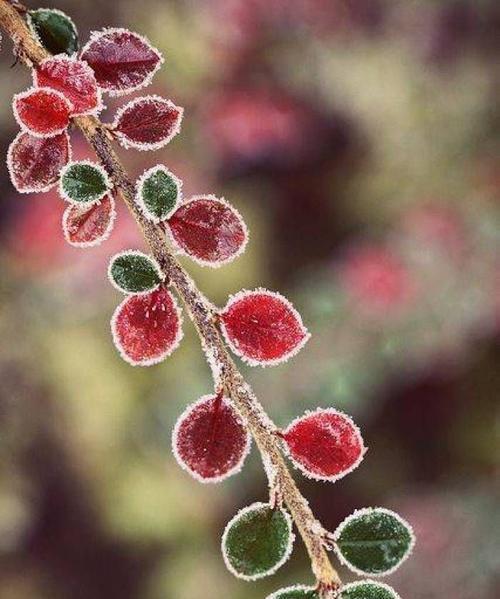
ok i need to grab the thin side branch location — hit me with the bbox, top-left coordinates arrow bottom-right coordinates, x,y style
0,0 -> 341,591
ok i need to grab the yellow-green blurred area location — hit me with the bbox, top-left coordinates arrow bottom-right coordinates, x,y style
0,0 -> 499,597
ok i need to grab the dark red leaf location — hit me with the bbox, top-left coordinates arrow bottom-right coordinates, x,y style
63,194 -> 116,247
167,196 -> 248,266
112,95 -> 183,150
13,87 -> 71,138
282,408 -> 365,482
34,56 -> 101,116
172,394 -> 251,482
220,289 -> 310,366
111,286 -> 183,366
8,131 -> 71,193
81,28 -> 163,94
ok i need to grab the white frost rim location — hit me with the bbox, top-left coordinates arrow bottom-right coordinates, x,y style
80,27 -> 165,97
58,159 -> 112,205
281,407 -> 367,483
333,507 -> 416,577
341,580 -> 402,599
171,394 -> 252,484
135,164 -> 183,224
221,501 -> 295,581
107,248 -> 165,295
13,86 -> 72,139
26,8 -> 79,58
266,584 -> 317,599
62,193 -> 116,248
165,194 -> 249,268
110,286 -> 184,367
33,54 -> 104,117
111,94 -> 184,151
219,288 -> 311,367
7,130 -> 72,194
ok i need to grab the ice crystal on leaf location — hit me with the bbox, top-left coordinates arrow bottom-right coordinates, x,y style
136,165 -> 181,223
62,194 -> 116,247
281,408 -> 365,482
80,28 -> 163,95
111,286 -> 183,366
108,250 -> 163,295
13,87 -> 71,138
222,502 -> 295,580
34,56 -> 101,116
333,508 -> 415,577
167,195 -> 248,267
266,585 -> 318,599
112,95 -> 183,150
7,131 -> 71,193
59,160 -> 111,205
220,289 -> 310,366
27,8 -> 79,56
172,394 -> 251,483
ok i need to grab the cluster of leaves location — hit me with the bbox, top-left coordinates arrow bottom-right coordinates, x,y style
4,6 -> 415,598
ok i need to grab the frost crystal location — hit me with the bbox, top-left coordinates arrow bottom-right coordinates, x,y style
7,131 -> 71,193
221,502 -> 295,581
81,28 -> 163,95
112,95 -> 183,150
167,195 -> 248,267
13,87 -> 71,138
111,286 -> 183,366
220,289 -> 310,366
34,56 -> 102,116
281,408 -> 366,482
62,193 -> 116,247
172,394 -> 251,483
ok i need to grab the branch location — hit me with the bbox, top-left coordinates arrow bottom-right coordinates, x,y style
0,0 -> 341,591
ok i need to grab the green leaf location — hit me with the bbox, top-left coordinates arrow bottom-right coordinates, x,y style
341,581 -> 400,599
267,585 -> 318,599
108,251 -> 162,294
60,162 -> 110,205
137,165 -> 181,222
222,502 -> 294,580
28,8 -> 78,56
334,508 -> 415,576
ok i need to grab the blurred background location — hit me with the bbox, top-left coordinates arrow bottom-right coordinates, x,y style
0,0 -> 499,597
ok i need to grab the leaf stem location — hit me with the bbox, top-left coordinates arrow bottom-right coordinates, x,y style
0,0 -> 341,590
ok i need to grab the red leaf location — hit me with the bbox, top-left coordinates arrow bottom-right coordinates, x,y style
111,286 -> 183,366
81,28 -> 163,95
63,194 -> 116,247
220,289 -> 310,366
167,196 -> 248,267
7,131 -> 71,193
34,56 -> 102,116
281,408 -> 365,482
13,87 -> 71,138
172,394 -> 251,482
112,95 -> 183,150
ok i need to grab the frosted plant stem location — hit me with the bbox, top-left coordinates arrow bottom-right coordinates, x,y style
0,0 -> 341,591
